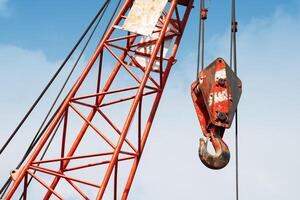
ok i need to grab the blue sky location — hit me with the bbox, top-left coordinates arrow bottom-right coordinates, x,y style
1,0 -> 299,60
1,0 -> 300,199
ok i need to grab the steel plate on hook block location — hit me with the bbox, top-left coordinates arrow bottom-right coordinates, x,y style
196,57 -> 242,129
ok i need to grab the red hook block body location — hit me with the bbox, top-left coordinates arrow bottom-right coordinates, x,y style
191,57 -> 242,169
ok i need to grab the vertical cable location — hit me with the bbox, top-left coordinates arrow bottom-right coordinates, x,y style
196,0 -> 207,80
201,0 -> 205,71
230,0 -> 239,199
235,110 -> 239,200
196,0 -> 203,80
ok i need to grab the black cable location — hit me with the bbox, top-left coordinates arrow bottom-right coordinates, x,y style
235,109 -> 239,200
18,117 -> 64,200
196,0 -> 206,80
0,178 -> 11,199
0,97 -> 66,197
20,0 -> 111,165
201,0 -> 205,71
0,0 -> 111,197
230,0 -> 239,200
18,0 -> 119,196
24,0 -> 117,164
99,0 -> 123,44
0,115 -> 62,199
1,0 -> 119,196
20,0 -> 110,172
0,0 -> 111,156
196,0 -> 203,80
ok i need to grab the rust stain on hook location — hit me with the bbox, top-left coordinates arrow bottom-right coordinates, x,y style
191,58 -> 242,170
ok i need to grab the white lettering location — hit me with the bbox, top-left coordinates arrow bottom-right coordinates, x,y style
215,69 -> 226,81
208,90 -> 228,106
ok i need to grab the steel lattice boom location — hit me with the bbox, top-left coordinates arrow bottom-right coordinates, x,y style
4,0 -> 194,199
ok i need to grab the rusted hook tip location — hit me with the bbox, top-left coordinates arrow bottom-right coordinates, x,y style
198,138 -> 230,170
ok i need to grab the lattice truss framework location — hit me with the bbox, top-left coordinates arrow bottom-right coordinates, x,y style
5,0 -> 194,199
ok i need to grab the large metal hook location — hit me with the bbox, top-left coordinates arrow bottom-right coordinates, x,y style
198,127 -> 230,170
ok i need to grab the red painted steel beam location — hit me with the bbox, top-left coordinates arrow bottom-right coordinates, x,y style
29,166 -> 101,188
122,0 -> 194,198
32,152 -> 115,165
4,0 -> 133,198
4,0 -> 194,199
27,171 -> 63,200
42,2 -> 137,198
96,1 -> 180,198
65,179 -> 89,199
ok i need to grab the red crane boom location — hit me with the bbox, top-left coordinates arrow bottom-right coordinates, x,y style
4,0 -> 194,199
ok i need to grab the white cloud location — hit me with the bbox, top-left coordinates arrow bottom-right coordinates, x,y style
0,45 -> 91,198
0,44 -> 122,198
1,4 -> 300,199
128,5 -> 300,200
0,45 -> 61,189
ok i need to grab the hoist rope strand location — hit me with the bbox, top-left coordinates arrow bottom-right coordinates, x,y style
0,0 -> 111,196
18,0 -> 111,169
0,178 -> 11,199
0,0 -> 111,157
230,0 -> 239,199
196,0 -> 206,79
18,0 -> 121,196
201,0 -> 205,71
99,0 -> 123,44
23,0 -> 116,158
235,110 -> 239,200
196,0 -> 203,80
18,118 -> 64,200
18,0 -> 119,197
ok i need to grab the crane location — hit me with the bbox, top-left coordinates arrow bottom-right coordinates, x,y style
0,0 -> 241,199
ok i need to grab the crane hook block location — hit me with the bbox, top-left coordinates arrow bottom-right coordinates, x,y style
191,58 -> 242,169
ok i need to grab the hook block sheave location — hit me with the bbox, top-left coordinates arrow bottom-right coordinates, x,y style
191,58 -> 242,169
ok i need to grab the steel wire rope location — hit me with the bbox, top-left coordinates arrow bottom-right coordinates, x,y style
0,0 -> 111,196
196,0 -> 206,80
17,118 -> 64,200
20,0 -> 111,167
229,0 -> 239,199
18,1 -> 111,197
18,0 -> 119,195
0,0 -> 111,157
194,0 -> 240,199
99,0 -> 123,44
16,1 -> 123,197
0,0 -> 123,196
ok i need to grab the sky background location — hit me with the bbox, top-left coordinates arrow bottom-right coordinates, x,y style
1,0 -> 300,199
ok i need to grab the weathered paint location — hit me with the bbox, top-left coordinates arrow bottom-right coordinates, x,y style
191,57 -> 242,170
122,0 -> 169,36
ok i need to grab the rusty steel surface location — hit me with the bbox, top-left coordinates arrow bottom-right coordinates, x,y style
122,0 -> 168,36
131,19 -> 179,70
199,127 -> 230,170
4,0 -> 194,199
191,58 -> 242,170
